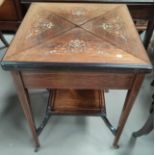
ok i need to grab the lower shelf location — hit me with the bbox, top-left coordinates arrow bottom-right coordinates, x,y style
50,89 -> 105,114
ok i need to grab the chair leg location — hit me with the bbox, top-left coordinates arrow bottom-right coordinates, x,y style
0,31 -> 9,47
132,112 -> 154,137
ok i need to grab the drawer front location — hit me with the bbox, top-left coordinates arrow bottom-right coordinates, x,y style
22,71 -> 135,89
0,0 -> 18,20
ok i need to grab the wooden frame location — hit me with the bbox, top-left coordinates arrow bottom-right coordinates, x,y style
11,70 -> 144,150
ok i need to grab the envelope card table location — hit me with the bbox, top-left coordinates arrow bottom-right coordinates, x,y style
1,3 -> 152,151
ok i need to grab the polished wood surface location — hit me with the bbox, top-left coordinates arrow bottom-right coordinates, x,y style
0,0 -> 153,36
2,3 -> 151,72
22,71 -> 134,89
51,89 -> 104,114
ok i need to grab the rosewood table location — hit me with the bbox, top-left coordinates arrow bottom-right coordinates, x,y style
21,0 -> 154,50
1,3 -> 152,151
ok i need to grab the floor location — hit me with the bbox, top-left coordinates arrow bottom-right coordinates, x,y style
0,34 -> 154,155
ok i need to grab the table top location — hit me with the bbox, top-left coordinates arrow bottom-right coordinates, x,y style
1,3 -> 152,72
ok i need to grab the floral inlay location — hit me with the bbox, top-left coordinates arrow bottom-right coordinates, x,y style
71,7 -> 86,17
26,15 -> 54,39
68,39 -> 86,50
48,39 -> 86,54
101,16 -> 127,41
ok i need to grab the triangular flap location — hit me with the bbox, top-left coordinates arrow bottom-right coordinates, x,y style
81,5 -> 150,63
41,3 -> 120,25
81,5 -> 129,52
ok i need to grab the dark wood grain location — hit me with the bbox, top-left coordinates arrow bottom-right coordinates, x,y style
21,71 -> 135,89
0,0 -> 23,31
0,0 -> 18,20
51,89 -> 104,114
128,5 -> 154,20
0,21 -> 20,31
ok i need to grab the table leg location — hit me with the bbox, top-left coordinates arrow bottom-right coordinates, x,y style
113,74 -> 144,147
11,71 -> 40,151
143,14 -> 154,49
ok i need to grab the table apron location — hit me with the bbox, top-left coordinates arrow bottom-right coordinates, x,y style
21,71 -> 135,89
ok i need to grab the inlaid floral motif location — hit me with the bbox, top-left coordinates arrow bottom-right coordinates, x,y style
26,15 -> 54,39
68,39 -> 86,51
48,39 -> 86,54
71,7 -> 86,17
101,16 -> 127,41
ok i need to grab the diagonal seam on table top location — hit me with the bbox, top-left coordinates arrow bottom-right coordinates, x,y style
79,4 -> 124,26
6,27 -> 148,65
81,28 -> 149,64
6,5 -> 124,59
5,4 -> 148,64
80,5 -> 129,49
6,26 -> 126,60
79,5 -> 149,63
5,6 -> 77,58
5,27 -> 76,59
44,4 -> 140,60
40,4 -> 123,28
6,4 -> 125,59
6,28 -> 148,65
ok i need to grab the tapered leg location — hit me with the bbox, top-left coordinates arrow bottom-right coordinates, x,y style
113,74 -> 144,147
11,71 -> 40,150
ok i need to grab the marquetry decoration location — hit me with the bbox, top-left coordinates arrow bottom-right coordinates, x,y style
3,3 -> 151,67
48,39 -> 86,54
26,15 -> 55,39
71,7 -> 86,17
101,16 -> 127,42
